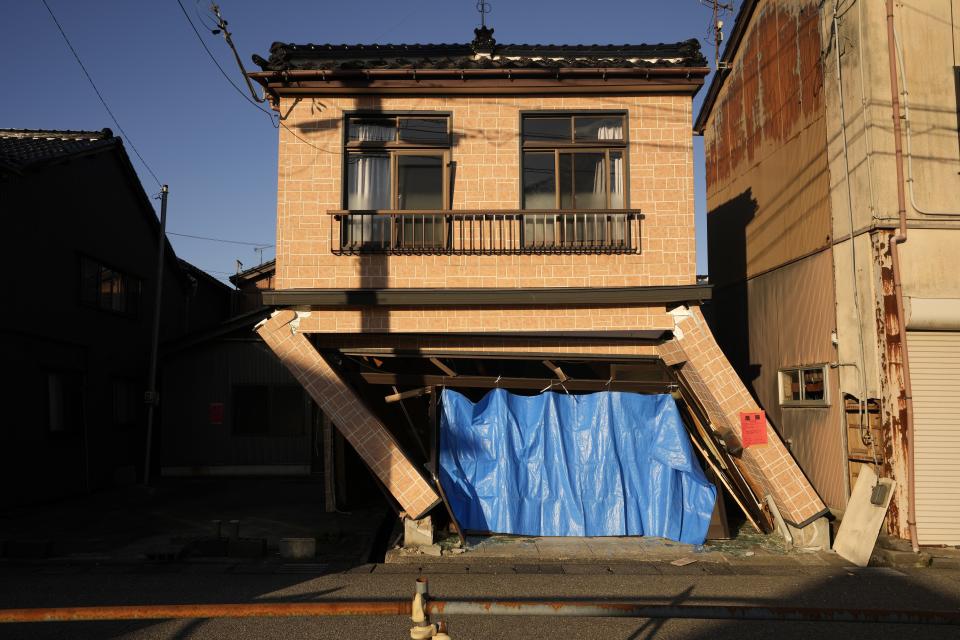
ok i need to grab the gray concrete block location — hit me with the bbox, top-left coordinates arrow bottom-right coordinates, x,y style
789,517 -> 831,551
404,516 -> 434,548
279,537 -> 316,560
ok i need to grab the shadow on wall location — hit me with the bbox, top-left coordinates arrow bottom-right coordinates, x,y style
706,189 -> 758,387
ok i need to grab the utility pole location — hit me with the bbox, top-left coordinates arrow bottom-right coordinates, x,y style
701,0 -> 734,70
143,184 -> 168,485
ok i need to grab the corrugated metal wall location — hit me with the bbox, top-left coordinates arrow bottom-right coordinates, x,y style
746,250 -> 847,509
907,331 -> 960,545
161,340 -> 312,468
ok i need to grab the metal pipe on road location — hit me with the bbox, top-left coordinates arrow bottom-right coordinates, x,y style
1,600 -> 958,626
0,602 -> 411,623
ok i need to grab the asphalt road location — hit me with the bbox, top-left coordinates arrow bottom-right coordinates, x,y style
0,563 -> 958,639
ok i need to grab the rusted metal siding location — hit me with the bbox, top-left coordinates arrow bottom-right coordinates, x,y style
705,0 -> 831,284
873,232 -> 909,537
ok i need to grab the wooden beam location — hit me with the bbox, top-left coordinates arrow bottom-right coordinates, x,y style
429,357 -> 457,377
541,360 -> 568,382
359,372 -> 674,393
384,387 -> 433,404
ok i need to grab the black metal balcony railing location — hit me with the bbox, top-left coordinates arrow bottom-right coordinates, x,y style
330,210 -> 643,255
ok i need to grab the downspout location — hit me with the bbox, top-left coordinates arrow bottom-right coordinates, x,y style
884,0 -> 919,553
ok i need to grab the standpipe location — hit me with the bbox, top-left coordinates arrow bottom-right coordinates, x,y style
884,0 -> 920,553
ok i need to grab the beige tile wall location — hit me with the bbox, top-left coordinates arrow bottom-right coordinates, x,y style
274,94 -> 696,291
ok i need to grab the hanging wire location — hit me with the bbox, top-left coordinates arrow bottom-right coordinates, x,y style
166,231 -> 274,247
40,0 -> 162,188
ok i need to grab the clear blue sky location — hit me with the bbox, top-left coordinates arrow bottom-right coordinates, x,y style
3,0 -> 728,283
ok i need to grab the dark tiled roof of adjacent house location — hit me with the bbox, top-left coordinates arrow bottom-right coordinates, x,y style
253,30 -> 707,72
0,128 -> 119,171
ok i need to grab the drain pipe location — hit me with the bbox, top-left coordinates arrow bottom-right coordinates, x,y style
884,0 -> 919,553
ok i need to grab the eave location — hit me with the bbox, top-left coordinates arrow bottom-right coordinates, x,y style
262,284 -> 711,308
250,67 -> 709,97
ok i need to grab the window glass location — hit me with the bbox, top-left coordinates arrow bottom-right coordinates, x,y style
348,118 -> 396,142
398,118 -> 448,144
782,369 -> 802,403
522,152 -> 556,209
574,116 -> 624,141
523,117 -> 571,142
397,155 -> 444,210
803,368 -> 825,401
559,153 -> 573,210
610,151 -> 625,209
572,153 -> 606,209
346,153 -> 391,210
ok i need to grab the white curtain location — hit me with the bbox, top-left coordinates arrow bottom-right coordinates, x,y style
596,123 -> 623,141
347,154 -> 390,245
353,122 -> 394,142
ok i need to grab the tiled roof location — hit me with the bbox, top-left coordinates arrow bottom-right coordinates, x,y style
0,128 -> 118,170
253,37 -> 707,72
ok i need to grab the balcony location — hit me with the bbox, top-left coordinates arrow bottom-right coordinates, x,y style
329,210 -> 643,255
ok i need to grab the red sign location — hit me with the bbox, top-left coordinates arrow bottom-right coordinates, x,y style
740,411 -> 767,447
209,402 -> 224,425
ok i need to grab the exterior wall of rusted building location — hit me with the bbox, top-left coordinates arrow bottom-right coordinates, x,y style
703,0 -> 960,539
701,0 -> 847,510
825,0 -> 960,540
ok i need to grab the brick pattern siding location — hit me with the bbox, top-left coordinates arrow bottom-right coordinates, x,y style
660,307 -> 826,525
256,310 -> 440,518
292,305 -> 674,334
274,95 -> 696,290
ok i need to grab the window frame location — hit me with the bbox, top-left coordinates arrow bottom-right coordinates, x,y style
341,111 -> 453,211
778,364 -> 830,407
78,254 -> 142,318
518,110 -> 630,211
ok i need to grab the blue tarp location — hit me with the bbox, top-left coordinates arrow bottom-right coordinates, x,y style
439,389 -> 716,544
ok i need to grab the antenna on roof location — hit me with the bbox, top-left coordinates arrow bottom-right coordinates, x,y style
699,0 -> 734,70
472,1 -> 496,54
476,0 -> 491,28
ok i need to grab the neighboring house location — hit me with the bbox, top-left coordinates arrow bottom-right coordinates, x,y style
230,259 -> 276,312
696,0 -> 960,545
161,256 -> 377,511
246,25 -> 828,541
0,128 -> 232,506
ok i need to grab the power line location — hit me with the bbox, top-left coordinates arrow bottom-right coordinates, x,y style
40,0 -> 163,188
175,0 -> 342,155
175,0 -> 276,122
167,231 -> 274,247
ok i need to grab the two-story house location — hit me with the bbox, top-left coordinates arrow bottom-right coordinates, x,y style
697,0 -> 960,547
0,128 -> 233,506
248,26 -> 827,544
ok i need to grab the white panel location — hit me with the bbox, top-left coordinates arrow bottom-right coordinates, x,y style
907,331 -> 960,545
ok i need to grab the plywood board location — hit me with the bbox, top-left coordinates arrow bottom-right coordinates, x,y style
833,465 -> 896,567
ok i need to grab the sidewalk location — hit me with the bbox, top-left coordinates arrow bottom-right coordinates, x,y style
0,477 -> 389,566
386,523 -> 960,572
